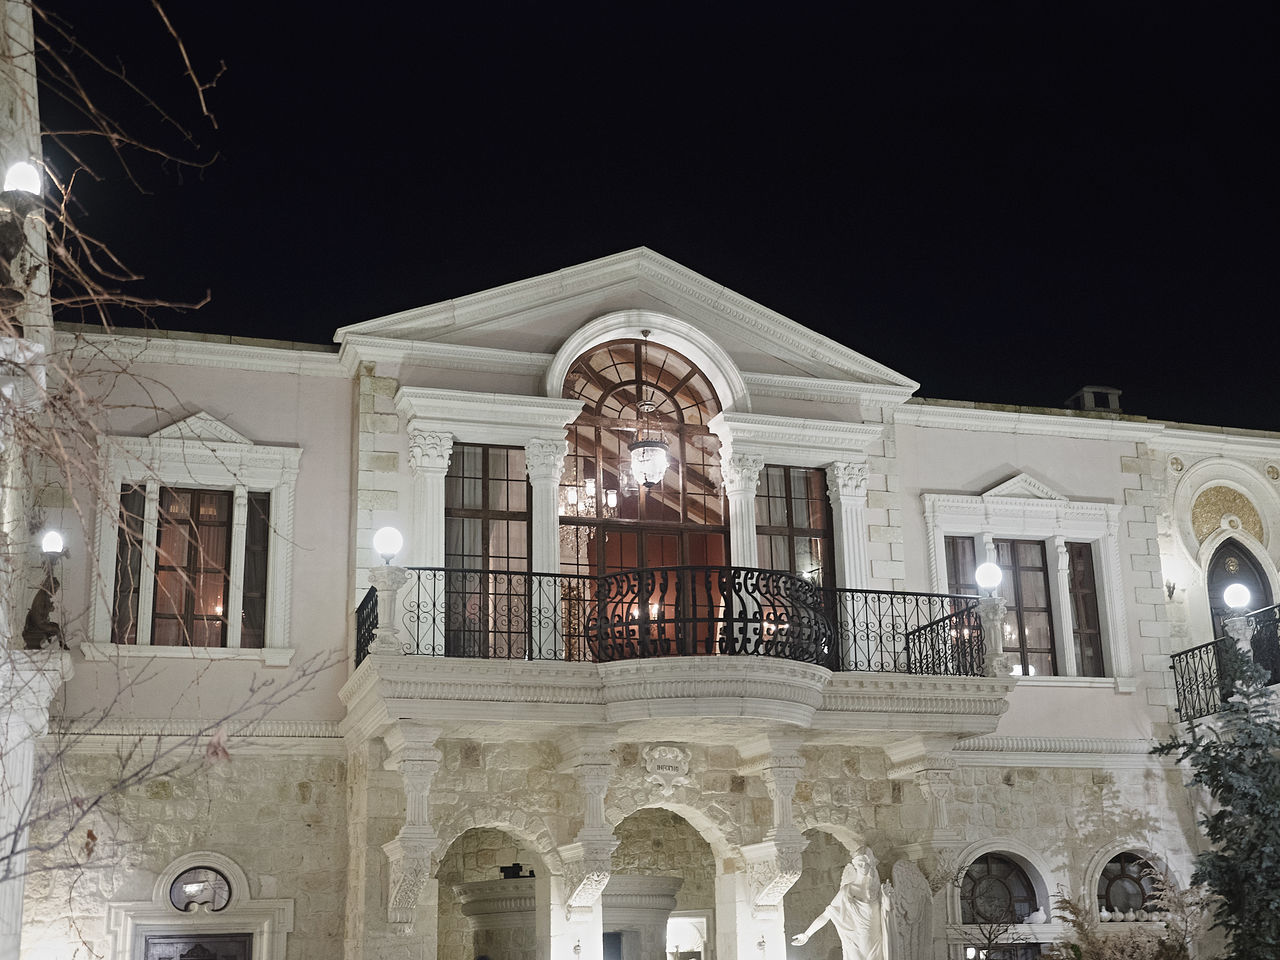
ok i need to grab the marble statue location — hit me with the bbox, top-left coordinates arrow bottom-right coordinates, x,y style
792,846 -> 891,960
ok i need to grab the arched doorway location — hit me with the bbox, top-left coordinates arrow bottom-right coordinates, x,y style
436,827 -> 548,960
559,338 -> 727,579
1206,539 -> 1272,638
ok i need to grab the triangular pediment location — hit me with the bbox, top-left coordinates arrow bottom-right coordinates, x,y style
982,472 -> 1067,501
334,248 -> 918,389
150,412 -> 252,445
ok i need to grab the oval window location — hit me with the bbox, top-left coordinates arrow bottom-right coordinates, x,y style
169,866 -> 231,912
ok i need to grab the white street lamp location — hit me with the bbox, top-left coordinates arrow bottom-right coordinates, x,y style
40,530 -> 64,556
974,561 -> 1003,595
3,161 -> 39,195
1223,582 -> 1251,611
372,526 -> 403,565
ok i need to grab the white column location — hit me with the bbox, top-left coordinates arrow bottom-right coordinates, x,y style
722,453 -> 764,568
525,438 -> 567,659
407,430 -> 453,568
369,564 -> 411,655
225,484 -> 248,648
136,483 -> 160,646
826,461 -> 870,589
1051,536 -> 1079,676
0,651 -> 72,959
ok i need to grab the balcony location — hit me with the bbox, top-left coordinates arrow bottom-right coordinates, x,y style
353,564 -> 985,677
1170,602 -> 1280,721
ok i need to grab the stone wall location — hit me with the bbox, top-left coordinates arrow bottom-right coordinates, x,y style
783,830 -> 849,960
21,748 -> 346,960
437,827 -> 541,960
612,808 -> 714,914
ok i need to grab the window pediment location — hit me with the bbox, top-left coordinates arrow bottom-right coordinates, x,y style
982,472 -> 1068,502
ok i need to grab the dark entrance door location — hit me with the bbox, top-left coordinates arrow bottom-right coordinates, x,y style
1207,539 -> 1272,639
143,933 -> 252,960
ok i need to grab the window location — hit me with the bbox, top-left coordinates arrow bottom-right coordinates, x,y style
755,466 -> 833,588
926,477 -> 1130,683
88,412 -> 300,665
959,854 -> 1045,958
1097,852 -> 1158,917
112,485 -> 269,650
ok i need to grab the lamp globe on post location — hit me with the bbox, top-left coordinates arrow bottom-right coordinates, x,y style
40,530 -> 64,557
974,561 -> 1003,596
1223,582 -> 1251,612
372,526 -> 403,565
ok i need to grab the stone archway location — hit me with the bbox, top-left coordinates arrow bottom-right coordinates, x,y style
436,827 -> 549,960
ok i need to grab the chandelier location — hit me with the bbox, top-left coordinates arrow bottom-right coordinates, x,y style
627,332 -> 671,488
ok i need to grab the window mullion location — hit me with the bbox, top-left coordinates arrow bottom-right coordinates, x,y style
138,483 -> 160,647
226,485 -> 248,649
1050,536 -> 1078,676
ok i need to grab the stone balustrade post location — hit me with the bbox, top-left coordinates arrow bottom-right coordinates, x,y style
977,594 -> 1011,678
368,564 -> 411,655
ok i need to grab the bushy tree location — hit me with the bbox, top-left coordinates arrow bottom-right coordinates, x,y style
1155,642 -> 1280,959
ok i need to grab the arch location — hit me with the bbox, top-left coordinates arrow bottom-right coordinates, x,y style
947,837 -> 1060,926
1194,530 -> 1280,641
433,805 -> 566,877
611,798 -> 739,866
1171,457 -> 1280,567
1081,839 -> 1179,913
792,812 -> 872,855
151,850 -> 254,908
546,310 -> 751,414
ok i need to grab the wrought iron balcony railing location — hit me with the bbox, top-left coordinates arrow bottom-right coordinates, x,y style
1170,602 -> 1280,721
353,565 -> 985,678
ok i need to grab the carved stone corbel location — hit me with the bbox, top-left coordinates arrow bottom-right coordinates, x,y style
740,735 -> 809,915
888,745 -> 961,846
558,731 -> 619,919
382,723 -> 444,928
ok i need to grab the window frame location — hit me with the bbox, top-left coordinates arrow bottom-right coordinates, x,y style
754,464 -> 835,588
924,476 -> 1132,688
87,413 -> 301,666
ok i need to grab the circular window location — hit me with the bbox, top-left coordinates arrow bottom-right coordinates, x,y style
170,866 -> 231,912
1098,852 -> 1158,914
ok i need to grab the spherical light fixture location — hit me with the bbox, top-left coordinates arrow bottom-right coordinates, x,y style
974,561 -> 1003,594
40,530 -> 64,555
4,160 -> 39,195
371,526 -> 403,564
1223,582 -> 1252,611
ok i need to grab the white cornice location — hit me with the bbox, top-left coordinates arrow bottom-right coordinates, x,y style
395,386 -> 583,445
53,330 -> 343,378
896,402 -> 1163,442
953,736 -> 1169,769
741,373 -> 916,407
709,412 -> 885,466
338,333 -> 554,378
47,717 -> 344,756
1151,425 -> 1280,459
334,248 -> 918,388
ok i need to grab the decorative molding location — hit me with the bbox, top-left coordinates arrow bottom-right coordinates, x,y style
338,333 -> 553,378
55,328 -> 343,378
150,411 -> 252,445
335,248 -> 917,390
954,736 -> 1155,754
982,472 -> 1068,501
1152,425 -> 1280,460
51,716 -> 342,739
106,851 -> 294,960
709,412 -> 885,467
396,386 -> 582,447
79,642 -> 296,667
895,401 -> 1163,442
817,674 -> 1014,720
741,372 -> 915,407
952,736 -> 1172,770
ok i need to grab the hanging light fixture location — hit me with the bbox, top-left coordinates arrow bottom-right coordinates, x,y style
627,332 -> 671,488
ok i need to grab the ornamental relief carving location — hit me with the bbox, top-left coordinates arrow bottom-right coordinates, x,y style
642,744 -> 692,797
408,431 -> 454,474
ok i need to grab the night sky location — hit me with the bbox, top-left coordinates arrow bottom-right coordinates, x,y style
37,2 -> 1279,430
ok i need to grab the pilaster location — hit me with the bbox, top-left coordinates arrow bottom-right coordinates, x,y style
826,460 -> 871,589
556,730 -> 618,960
407,429 -> 453,567
722,454 -> 764,568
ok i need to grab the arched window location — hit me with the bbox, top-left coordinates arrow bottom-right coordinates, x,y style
559,338 -> 726,576
1206,539 -> 1272,639
1097,852 -> 1158,917
960,853 -> 1040,925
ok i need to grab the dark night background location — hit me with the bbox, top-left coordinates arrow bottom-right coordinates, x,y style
36,2 -> 1279,429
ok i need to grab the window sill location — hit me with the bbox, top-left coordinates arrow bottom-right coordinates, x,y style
80,642 -> 295,668
1012,675 -> 1137,694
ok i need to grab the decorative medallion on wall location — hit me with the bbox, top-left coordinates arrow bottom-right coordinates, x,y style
1191,486 -> 1264,544
1268,464 -> 1280,482
642,744 -> 692,797
1168,456 -> 1184,473
1225,556 -> 1240,574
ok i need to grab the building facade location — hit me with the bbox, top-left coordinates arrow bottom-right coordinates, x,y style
14,249 -> 1280,959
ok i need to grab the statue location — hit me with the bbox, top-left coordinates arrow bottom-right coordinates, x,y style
792,846 -> 892,960
23,574 -> 65,650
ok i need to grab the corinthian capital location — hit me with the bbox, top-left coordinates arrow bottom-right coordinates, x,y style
721,453 -> 765,495
408,430 -> 454,474
524,438 -> 568,483
826,461 -> 869,501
